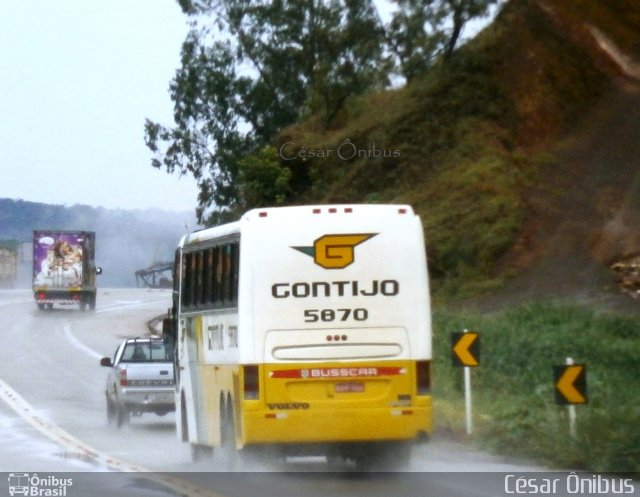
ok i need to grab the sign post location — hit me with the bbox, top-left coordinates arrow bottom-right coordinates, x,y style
451,330 -> 480,435
553,358 -> 587,438
464,362 -> 472,435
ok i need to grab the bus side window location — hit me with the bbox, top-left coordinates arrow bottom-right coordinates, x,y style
203,248 -> 213,306
182,253 -> 192,308
173,250 -> 181,294
222,244 -> 231,304
195,251 -> 203,307
184,242 -> 239,309
231,242 -> 239,305
212,246 -> 221,306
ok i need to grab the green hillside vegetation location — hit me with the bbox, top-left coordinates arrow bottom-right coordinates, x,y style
245,0 -> 621,297
432,303 -> 640,471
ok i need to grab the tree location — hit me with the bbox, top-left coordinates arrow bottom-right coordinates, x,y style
386,0 -> 499,81
144,36 -> 251,224
237,146 -> 292,207
145,0 -> 388,224
442,0 -> 499,59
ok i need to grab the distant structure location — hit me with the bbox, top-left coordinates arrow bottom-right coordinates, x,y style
135,262 -> 173,289
0,240 -> 20,288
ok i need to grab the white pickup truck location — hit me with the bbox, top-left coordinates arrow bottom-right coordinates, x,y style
100,337 -> 175,427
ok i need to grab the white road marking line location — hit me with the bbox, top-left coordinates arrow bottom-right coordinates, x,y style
0,379 -> 228,497
0,412 -> 94,469
63,325 -> 103,360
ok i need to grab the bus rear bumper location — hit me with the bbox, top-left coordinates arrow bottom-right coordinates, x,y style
241,403 -> 432,445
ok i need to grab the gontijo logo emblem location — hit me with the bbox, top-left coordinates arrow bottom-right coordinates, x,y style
292,233 -> 377,269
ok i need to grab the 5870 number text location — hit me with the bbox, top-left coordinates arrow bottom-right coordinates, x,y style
304,308 -> 368,323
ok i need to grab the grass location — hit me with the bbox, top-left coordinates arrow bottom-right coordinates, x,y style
431,302 -> 640,472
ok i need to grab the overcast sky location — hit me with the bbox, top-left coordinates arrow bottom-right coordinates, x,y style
0,2 -> 498,214
0,1 -> 199,212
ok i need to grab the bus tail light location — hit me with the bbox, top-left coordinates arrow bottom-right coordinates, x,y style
416,360 -> 431,395
243,365 -> 259,400
119,369 -> 128,387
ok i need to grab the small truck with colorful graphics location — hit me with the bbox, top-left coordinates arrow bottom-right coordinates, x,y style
32,230 -> 101,311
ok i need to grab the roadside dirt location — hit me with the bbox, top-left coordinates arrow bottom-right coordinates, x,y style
468,1 -> 640,315
477,77 -> 640,314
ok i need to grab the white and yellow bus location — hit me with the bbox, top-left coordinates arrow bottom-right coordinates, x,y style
169,204 -> 432,469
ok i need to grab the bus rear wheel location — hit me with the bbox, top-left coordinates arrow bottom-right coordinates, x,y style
347,441 -> 412,472
191,443 -> 213,463
220,395 -> 238,469
181,395 -> 188,442
106,394 -> 117,425
182,393 -> 213,462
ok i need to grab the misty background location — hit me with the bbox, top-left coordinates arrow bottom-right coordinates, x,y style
0,198 -> 197,288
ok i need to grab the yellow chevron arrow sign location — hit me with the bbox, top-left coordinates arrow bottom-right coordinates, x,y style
554,364 -> 588,405
451,331 -> 480,367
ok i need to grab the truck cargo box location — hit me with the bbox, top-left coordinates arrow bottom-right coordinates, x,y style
32,230 -> 101,311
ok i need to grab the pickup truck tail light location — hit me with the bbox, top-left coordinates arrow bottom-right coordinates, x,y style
416,360 -> 431,395
243,365 -> 259,400
119,368 -> 128,387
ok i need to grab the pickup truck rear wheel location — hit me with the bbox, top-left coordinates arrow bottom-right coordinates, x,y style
106,395 -> 117,424
116,405 -> 130,428
221,396 -> 238,469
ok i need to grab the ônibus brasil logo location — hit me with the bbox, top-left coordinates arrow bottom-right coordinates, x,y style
8,473 -> 73,496
292,233 -> 377,269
